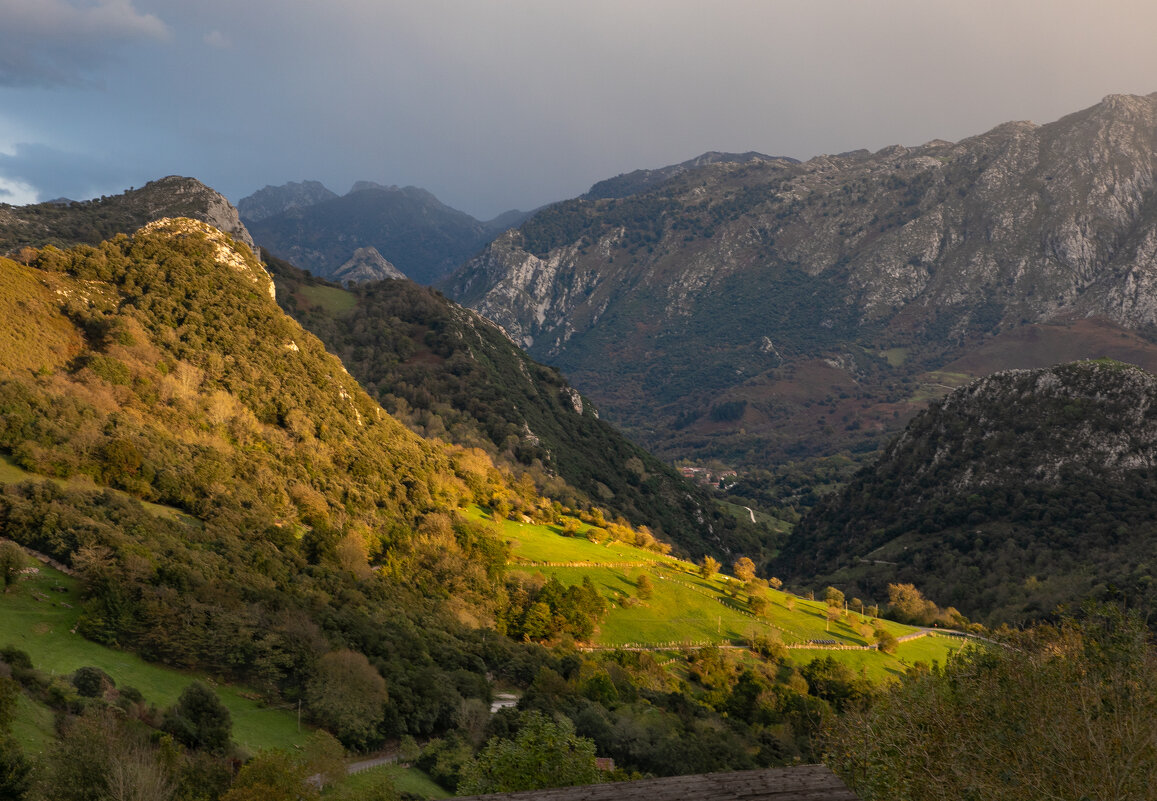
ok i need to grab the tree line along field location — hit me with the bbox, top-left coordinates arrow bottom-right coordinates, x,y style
0,558 -> 307,754
0,554 -> 452,798
465,506 -> 966,681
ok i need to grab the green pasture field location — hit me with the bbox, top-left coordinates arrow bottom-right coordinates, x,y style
879,347 -> 910,368
490,508 -> 965,680
330,764 -> 450,799
0,559 -> 310,754
9,692 -> 54,754
718,500 -> 792,535
297,284 -> 357,316
463,505 -> 680,567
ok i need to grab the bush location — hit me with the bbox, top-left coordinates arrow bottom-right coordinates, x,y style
71,666 -> 114,698
164,682 -> 232,754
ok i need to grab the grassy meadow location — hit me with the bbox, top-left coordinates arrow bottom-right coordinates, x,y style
478,506 -> 966,681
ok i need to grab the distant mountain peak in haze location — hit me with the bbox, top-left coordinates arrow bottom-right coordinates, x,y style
235,180 -> 339,222
240,180 -> 528,285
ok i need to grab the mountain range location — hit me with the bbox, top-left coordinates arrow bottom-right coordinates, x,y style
443,93 -> 1157,478
5,90 -> 1157,798
241,181 -> 530,284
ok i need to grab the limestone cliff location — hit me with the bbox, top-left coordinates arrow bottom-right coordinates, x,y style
445,93 -> 1157,465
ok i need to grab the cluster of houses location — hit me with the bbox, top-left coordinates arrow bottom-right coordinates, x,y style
678,465 -> 738,489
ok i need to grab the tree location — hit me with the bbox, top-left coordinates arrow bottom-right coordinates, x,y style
43,708 -> 174,801
302,730 -> 345,791
801,656 -> 872,713
164,682 -> 233,754
698,556 -> 720,579
823,586 -> 845,608
0,736 -> 32,801
521,602 -> 554,641
886,583 -> 938,625
458,712 -> 601,795
221,750 -> 315,801
826,605 -> 1157,801
72,666 -> 114,699
306,649 -> 388,749
750,592 -> 769,616
733,557 -> 756,583
768,576 -> 784,591
825,605 -> 842,632
636,574 -> 653,600
0,542 -> 23,591
873,626 -> 898,654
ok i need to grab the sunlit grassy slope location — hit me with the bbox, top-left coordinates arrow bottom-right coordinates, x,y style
467,506 -> 966,681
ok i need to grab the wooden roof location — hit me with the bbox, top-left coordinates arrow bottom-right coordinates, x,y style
455,765 -> 861,801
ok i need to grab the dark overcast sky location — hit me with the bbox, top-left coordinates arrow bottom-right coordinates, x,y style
2,0 -> 1156,218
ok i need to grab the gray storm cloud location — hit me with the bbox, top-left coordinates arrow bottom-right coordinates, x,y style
0,0 -> 170,87
1,0 -> 1156,214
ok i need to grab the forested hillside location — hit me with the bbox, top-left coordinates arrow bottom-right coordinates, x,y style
0,220 -> 857,798
778,361 -> 1157,624
0,220 -> 530,726
267,255 -> 768,560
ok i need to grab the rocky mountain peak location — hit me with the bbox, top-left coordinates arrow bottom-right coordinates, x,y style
236,180 -> 338,222
332,246 -> 408,285
0,175 -> 256,258
151,177 -> 257,253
